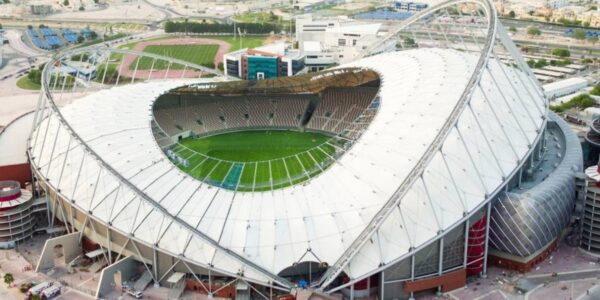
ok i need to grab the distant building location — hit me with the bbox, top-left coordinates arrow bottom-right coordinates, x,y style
295,14 -> 387,65
302,41 -> 336,72
223,43 -> 305,80
293,0 -> 340,11
394,1 -> 428,12
543,77 -> 589,100
30,3 -> 53,15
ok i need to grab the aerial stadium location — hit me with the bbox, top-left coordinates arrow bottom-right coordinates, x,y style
25,0 -> 583,299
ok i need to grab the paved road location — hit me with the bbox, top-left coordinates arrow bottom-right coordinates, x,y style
4,29 -> 45,57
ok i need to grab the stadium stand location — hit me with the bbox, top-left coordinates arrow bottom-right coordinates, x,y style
306,87 -> 378,135
153,85 -> 379,139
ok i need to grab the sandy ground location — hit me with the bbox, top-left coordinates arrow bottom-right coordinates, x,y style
121,37 -> 230,79
0,235 -> 96,300
443,242 -> 600,300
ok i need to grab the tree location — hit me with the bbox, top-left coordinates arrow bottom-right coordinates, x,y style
27,69 -> 42,85
589,36 -> 599,46
573,28 -> 586,40
527,59 -> 535,68
4,273 -> 14,287
63,0 -> 69,5
527,26 -> 541,37
508,26 -> 517,33
403,36 -> 417,47
508,10 -> 515,18
552,48 -> 570,58
534,59 -> 548,68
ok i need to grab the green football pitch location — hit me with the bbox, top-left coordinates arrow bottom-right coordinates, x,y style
131,44 -> 220,70
170,130 -> 338,191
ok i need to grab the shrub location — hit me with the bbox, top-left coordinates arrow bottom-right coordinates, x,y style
573,28 -> 586,40
551,94 -> 596,112
552,48 -> 570,58
591,83 -> 600,96
527,26 -> 541,37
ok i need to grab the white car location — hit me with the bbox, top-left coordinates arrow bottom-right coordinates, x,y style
124,287 -> 143,299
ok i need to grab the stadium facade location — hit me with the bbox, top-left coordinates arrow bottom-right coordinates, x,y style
26,0 -> 583,299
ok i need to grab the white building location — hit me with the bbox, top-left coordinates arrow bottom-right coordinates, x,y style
543,77 -> 589,100
295,14 -> 386,65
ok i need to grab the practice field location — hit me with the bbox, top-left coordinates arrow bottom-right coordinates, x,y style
130,44 -> 220,70
197,35 -> 266,52
170,130 -> 338,191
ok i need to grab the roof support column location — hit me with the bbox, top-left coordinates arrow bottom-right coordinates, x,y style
409,254 -> 415,300
164,62 -> 172,79
380,270 -> 385,300
100,55 -> 110,85
131,56 -> 140,84
463,218 -> 470,270
115,54 -> 125,85
148,58 -> 156,81
107,226 -> 112,263
153,245 -> 159,286
482,201 -> 492,278
438,237 -> 444,295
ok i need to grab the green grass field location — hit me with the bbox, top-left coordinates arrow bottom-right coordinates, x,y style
16,75 -> 41,90
197,35 -> 266,52
171,130 -> 337,191
130,44 -> 220,70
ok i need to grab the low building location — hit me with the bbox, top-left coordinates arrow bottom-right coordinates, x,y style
295,14 -> 385,65
543,77 -> 589,100
223,43 -> 305,80
395,1 -> 428,12
30,3 -> 53,15
302,41 -> 336,72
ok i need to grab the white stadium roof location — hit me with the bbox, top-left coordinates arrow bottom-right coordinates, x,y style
30,47 -> 546,286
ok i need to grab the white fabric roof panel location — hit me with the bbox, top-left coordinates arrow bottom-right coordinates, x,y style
30,48 -> 546,286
